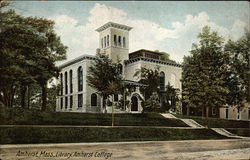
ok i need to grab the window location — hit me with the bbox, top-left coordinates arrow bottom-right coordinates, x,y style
60,73 -> 63,95
107,35 -> 109,47
160,72 -> 165,91
65,97 -> 68,109
69,70 -> 73,93
104,36 -> 106,48
65,72 -> 68,94
114,94 -> 118,102
70,96 -> 73,108
123,37 -> 126,48
60,98 -> 63,109
114,35 -> 117,46
101,38 -> 103,48
212,107 -> 216,115
225,108 -> 229,119
237,108 -> 240,120
91,93 -> 97,106
78,66 -> 83,92
118,64 -> 123,74
78,94 -> 83,107
118,36 -> 121,46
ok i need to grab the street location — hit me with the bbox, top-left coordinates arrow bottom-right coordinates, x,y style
1,139 -> 250,160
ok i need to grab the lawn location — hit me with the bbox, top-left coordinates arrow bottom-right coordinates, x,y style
174,114 -> 250,128
0,126 -> 229,144
0,107 -> 187,127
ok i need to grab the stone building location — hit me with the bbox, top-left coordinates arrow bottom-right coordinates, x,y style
56,22 -> 182,113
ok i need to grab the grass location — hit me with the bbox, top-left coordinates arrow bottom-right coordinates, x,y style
0,107 -> 187,127
174,114 -> 250,128
0,126 -> 229,144
225,128 -> 250,137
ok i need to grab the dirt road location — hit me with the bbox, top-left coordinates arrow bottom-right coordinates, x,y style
1,139 -> 249,160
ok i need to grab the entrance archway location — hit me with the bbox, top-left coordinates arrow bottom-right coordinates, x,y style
131,96 -> 138,111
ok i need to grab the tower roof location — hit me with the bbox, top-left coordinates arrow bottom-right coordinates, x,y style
96,22 -> 132,32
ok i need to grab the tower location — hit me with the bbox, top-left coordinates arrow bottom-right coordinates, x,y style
96,22 -> 132,63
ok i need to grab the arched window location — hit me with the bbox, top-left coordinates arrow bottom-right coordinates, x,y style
118,36 -> 121,46
123,37 -> 126,48
69,70 -> 73,93
118,63 -> 123,74
104,36 -> 107,48
91,93 -> 97,106
114,35 -> 117,46
65,71 -> 68,94
78,66 -> 83,91
60,73 -> 63,95
160,71 -> 165,91
107,35 -> 109,47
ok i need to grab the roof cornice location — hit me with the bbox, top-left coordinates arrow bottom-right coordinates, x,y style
96,22 -> 132,32
124,57 -> 182,68
58,55 -> 96,69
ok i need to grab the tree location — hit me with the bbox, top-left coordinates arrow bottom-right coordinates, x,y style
161,83 -> 179,112
154,50 -> 177,64
87,54 -> 123,112
225,30 -> 250,105
144,92 -> 160,111
0,3 -> 38,108
182,26 -> 229,126
0,3 -> 67,111
134,67 -> 160,99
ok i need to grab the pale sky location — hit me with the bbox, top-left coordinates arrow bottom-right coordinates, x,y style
11,1 -> 249,64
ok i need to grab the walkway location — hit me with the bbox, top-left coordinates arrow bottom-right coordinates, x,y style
161,113 -> 204,128
211,128 -> 247,139
180,119 -> 205,128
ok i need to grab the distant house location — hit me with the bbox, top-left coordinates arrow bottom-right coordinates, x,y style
220,104 -> 250,121
56,22 -> 182,113
182,103 -> 250,121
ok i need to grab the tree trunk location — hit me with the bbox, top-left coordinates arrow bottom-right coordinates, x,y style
100,95 -> 103,112
20,85 -> 27,108
205,106 -> 209,128
103,95 -> 107,113
27,85 -> 30,109
186,106 -> 190,116
41,83 -> 47,112
202,106 -> 205,118
247,80 -> 250,103
112,94 -> 115,127
10,85 -> 16,107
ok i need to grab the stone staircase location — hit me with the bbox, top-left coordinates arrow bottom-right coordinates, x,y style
161,113 -> 249,139
211,128 -> 248,139
180,119 -> 204,128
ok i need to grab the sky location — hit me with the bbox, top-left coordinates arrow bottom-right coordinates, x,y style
10,1 -> 249,64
